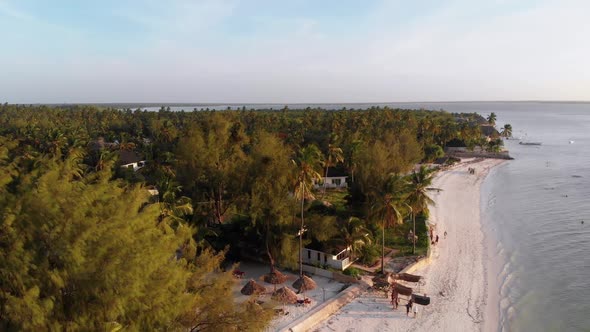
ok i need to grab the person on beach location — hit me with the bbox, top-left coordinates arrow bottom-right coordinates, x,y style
435,235 -> 439,244
391,289 -> 398,309
413,303 -> 418,318
406,299 -> 413,316
444,231 -> 447,239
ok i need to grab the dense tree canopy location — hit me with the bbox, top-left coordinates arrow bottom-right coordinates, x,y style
0,103 -> 503,330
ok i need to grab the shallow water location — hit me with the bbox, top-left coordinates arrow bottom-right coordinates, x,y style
477,104 -> 590,332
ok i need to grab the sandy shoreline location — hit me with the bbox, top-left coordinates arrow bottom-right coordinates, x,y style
312,158 -> 505,332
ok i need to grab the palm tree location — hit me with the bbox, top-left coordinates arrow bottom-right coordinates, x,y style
371,173 -> 409,274
406,166 -> 439,254
345,139 -> 363,183
158,178 -> 193,229
322,143 -> 344,197
501,124 -> 513,138
293,145 -> 324,277
487,112 -> 497,126
339,217 -> 372,262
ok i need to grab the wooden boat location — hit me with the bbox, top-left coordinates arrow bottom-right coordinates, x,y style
392,283 -> 413,296
395,273 -> 422,283
411,294 -> 431,305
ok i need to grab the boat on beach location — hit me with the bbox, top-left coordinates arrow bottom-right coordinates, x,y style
519,141 -> 542,146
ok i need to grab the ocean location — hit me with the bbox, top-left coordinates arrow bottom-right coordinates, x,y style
477,103 -> 590,332
143,101 -> 590,331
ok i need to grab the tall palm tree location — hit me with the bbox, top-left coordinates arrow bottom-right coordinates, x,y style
293,145 -> 324,277
406,166 -> 439,254
345,139 -> 363,183
501,124 -> 513,138
158,178 -> 193,229
487,112 -> 497,126
371,173 -> 409,274
339,217 -> 372,262
322,143 -> 344,197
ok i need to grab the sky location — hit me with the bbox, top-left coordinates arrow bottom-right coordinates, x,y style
1,0 -> 589,103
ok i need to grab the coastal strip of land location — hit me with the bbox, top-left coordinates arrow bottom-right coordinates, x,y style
311,158 -> 505,332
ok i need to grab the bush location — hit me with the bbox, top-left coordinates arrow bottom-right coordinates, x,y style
359,243 -> 380,266
343,267 -> 361,279
423,144 -> 444,163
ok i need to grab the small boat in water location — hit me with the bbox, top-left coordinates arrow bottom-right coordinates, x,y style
519,142 -> 542,146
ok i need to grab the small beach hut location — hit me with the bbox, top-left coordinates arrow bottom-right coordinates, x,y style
271,286 -> 298,304
262,269 -> 288,290
292,275 -> 317,293
241,279 -> 266,296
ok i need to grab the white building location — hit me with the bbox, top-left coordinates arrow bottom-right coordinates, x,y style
119,150 -> 147,172
301,246 -> 354,271
314,167 -> 348,189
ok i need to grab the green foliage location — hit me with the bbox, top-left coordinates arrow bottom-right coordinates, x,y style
0,104 -> 509,329
487,112 -> 497,126
501,123 -> 513,138
358,243 -> 381,266
0,152 -> 271,331
306,215 -> 338,243
343,267 -> 362,279
423,143 -> 444,163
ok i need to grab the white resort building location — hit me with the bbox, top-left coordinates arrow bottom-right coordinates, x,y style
301,245 -> 354,271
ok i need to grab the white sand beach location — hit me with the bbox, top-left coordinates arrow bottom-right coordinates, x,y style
312,159 -> 505,332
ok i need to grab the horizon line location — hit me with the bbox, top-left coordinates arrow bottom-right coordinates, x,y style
6,100 -> 590,106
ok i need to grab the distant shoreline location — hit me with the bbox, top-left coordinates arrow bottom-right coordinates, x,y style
8,100 -> 590,109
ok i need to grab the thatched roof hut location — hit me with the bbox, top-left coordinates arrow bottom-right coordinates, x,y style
241,279 -> 266,296
292,275 -> 317,292
263,269 -> 287,285
271,286 -> 298,304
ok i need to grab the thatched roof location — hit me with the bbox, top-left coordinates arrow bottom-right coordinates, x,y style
271,286 -> 298,304
263,269 -> 287,285
241,279 -> 266,296
292,275 -> 317,292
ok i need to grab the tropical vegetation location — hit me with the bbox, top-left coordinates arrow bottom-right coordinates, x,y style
0,103 -> 504,330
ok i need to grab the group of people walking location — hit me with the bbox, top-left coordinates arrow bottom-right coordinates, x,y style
391,289 -> 418,318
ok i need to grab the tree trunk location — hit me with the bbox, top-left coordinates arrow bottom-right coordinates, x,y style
266,223 -> 275,273
299,181 -> 305,277
412,212 -> 416,254
381,219 -> 385,274
321,166 -> 328,199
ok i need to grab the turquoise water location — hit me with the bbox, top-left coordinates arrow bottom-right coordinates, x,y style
143,101 -> 590,330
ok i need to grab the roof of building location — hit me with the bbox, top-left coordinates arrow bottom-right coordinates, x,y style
325,167 -> 348,178
119,150 -> 144,165
306,241 -> 349,256
480,124 -> 500,137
